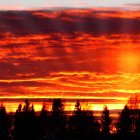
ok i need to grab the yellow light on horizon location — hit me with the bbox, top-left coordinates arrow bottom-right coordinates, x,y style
2,102 -> 126,113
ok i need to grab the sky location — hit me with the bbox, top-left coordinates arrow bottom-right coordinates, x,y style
0,0 -> 140,10
0,2 -> 140,112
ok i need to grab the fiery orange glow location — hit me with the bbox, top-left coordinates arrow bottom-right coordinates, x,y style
32,8 -> 140,19
0,9 -> 139,113
118,51 -> 140,72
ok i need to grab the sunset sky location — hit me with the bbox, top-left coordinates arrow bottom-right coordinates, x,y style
0,1 -> 140,112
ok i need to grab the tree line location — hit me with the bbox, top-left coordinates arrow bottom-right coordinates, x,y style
0,98 -> 140,140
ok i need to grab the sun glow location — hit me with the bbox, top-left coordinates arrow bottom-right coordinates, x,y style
118,51 -> 140,72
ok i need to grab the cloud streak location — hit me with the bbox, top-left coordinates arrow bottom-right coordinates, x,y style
0,9 -> 139,111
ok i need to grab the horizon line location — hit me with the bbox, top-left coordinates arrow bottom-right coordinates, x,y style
0,5 -> 139,11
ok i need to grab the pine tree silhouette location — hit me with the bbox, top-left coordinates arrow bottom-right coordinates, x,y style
0,104 -> 11,140
69,100 -> 99,139
22,100 -> 37,140
13,104 -> 23,140
0,98 -> 139,140
38,102 -> 50,140
69,100 -> 82,131
50,99 -> 66,140
117,105 -> 132,135
128,95 -> 139,131
101,105 -> 112,135
13,100 -> 37,140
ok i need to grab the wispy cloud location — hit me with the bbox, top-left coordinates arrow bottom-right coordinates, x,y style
0,9 -> 139,111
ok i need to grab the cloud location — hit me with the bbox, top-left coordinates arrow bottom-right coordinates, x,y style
0,9 -> 139,36
0,71 -> 139,102
123,3 -> 140,10
0,9 -> 139,111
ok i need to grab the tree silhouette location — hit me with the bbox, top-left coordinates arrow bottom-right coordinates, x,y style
69,100 -> 99,139
0,104 -> 11,140
22,100 -> 37,140
69,100 -> 82,131
101,105 -> 112,135
135,110 -> 140,137
50,99 -> 66,139
117,105 -> 132,135
13,100 -> 37,140
0,98 -> 140,140
81,110 -> 100,138
38,102 -> 50,140
128,95 -> 139,110
128,95 -> 139,130
13,104 -> 23,140
75,100 -> 81,111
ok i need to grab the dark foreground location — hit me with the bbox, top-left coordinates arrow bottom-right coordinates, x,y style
0,99 -> 140,140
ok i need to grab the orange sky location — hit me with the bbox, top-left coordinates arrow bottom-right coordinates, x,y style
0,8 -> 140,112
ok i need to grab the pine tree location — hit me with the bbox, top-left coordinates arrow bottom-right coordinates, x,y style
101,105 -> 112,135
69,100 -> 99,139
69,100 -> 82,130
13,104 -> 23,140
13,100 -> 37,140
23,100 -> 37,140
50,99 -> 66,139
39,102 -> 49,140
0,104 -> 11,140
117,105 -> 132,135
